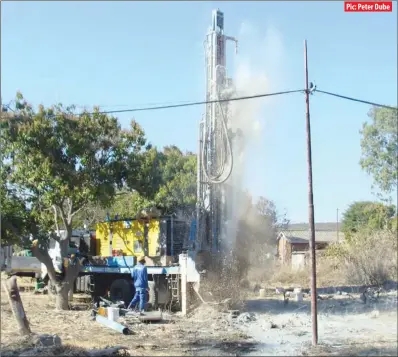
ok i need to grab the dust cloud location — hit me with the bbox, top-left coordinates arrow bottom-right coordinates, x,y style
198,23 -> 286,308
224,22 -> 286,250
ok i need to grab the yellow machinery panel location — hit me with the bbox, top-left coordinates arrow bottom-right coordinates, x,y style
95,220 -> 146,257
95,217 -> 189,262
148,219 -> 160,256
96,222 -> 110,257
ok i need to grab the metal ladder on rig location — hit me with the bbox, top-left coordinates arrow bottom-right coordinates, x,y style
168,274 -> 181,310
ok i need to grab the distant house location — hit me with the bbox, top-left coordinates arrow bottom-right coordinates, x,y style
276,224 -> 344,269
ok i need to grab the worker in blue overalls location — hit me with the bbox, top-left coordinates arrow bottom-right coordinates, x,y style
127,255 -> 148,315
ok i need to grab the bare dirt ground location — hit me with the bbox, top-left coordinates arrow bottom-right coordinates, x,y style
238,292 -> 398,356
1,278 -> 251,356
1,277 -> 397,356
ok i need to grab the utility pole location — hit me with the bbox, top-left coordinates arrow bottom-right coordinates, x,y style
304,39 -> 318,346
336,208 -> 339,242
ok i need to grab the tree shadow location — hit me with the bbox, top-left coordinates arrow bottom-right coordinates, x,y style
184,339 -> 258,356
302,342 -> 398,356
244,295 -> 397,316
1,344 -> 128,357
313,281 -> 398,295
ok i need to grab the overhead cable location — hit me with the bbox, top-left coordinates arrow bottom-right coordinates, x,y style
314,89 -> 397,110
76,89 -> 305,116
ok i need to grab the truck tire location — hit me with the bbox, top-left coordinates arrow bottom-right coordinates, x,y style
147,280 -> 158,310
109,279 -> 133,305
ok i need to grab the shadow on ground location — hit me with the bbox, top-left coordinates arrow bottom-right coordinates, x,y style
1,345 -> 129,357
184,339 -> 258,356
306,281 -> 398,295
302,342 -> 398,356
244,295 -> 397,316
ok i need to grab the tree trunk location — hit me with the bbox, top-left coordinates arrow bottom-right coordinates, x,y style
55,285 -> 70,310
3,276 -> 31,336
32,239 -> 82,311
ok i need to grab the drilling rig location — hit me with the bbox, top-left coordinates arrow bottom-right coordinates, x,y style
195,9 -> 238,257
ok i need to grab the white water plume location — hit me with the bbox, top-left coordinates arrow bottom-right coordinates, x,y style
224,22 -> 286,252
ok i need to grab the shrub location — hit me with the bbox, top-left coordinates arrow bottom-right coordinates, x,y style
330,228 -> 397,286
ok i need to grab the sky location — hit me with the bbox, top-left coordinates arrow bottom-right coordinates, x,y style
1,1 -> 397,224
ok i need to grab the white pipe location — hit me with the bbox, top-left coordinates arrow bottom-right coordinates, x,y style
180,253 -> 188,316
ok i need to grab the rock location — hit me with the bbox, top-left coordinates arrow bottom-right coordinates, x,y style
31,334 -> 62,347
253,284 -> 261,293
270,322 -> 278,329
228,310 -> 240,319
237,312 -> 257,324
370,310 -> 380,318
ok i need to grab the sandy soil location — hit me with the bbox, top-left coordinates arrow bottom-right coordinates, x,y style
1,277 -> 397,356
237,292 -> 398,356
1,282 -> 251,356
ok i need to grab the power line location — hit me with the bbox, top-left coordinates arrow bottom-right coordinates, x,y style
2,87 -> 397,120
0,89 -> 304,120
314,89 -> 397,110
77,89 -> 304,116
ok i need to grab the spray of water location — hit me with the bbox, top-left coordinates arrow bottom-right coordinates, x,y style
198,23 -> 286,308
203,23 -> 286,307
225,22 -> 285,250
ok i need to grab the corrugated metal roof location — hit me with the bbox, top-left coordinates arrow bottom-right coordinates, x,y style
278,230 -> 344,244
282,222 -> 339,231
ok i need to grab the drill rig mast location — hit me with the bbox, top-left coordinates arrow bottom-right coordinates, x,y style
196,9 -> 238,254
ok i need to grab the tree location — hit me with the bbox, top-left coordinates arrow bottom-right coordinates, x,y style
1,93 -> 152,310
342,201 -> 396,238
0,174 -> 33,247
256,196 -> 290,230
360,107 -> 398,194
72,147 -> 197,228
154,146 -> 197,217
115,146 -> 197,219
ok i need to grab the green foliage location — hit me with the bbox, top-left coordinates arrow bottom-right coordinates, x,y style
342,201 -> 396,239
360,107 -> 398,194
325,241 -> 349,259
72,146 -> 197,227
1,182 -> 30,246
154,146 -> 197,216
1,93 -> 152,248
391,216 -> 398,232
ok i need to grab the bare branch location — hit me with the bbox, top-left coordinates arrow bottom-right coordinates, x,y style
49,230 -> 61,243
31,240 -> 57,283
70,204 -> 87,219
52,205 -> 61,236
67,198 -> 73,224
57,199 -> 69,230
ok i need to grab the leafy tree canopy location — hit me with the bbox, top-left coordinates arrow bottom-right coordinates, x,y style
0,170 -> 35,247
73,145 -> 197,227
1,92 -> 154,309
342,201 -> 396,238
360,107 -> 398,194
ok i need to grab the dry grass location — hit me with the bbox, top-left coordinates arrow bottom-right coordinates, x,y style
1,278 -> 250,357
256,257 -> 346,289
340,229 -> 398,287
247,229 -> 398,290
